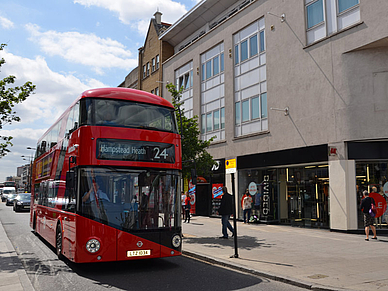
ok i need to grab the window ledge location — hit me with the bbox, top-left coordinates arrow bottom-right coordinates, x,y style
233,130 -> 270,141
305,21 -> 364,48
209,139 -> 227,146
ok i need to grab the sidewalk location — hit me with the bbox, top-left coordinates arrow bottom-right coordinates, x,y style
0,220 -> 34,291
182,216 -> 388,291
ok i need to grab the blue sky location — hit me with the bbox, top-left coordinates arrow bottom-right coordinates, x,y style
0,0 -> 199,183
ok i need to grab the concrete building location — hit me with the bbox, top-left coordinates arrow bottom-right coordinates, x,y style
160,0 -> 388,231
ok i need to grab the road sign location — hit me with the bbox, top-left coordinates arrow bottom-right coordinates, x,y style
225,159 -> 236,174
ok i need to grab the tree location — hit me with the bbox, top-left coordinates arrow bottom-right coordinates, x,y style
0,43 -> 36,157
166,83 -> 216,180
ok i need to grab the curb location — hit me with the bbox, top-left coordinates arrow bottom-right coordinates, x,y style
182,250 -> 350,291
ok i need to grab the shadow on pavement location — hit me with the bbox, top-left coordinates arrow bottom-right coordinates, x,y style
183,235 -> 273,250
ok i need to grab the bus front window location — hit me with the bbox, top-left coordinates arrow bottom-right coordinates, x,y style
80,98 -> 178,133
79,168 -> 180,231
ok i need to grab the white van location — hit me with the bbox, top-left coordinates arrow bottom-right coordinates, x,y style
1,187 -> 16,202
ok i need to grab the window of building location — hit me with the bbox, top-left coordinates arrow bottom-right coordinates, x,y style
156,55 -> 160,70
152,58 -> 156,71
200,43 -> 225,142
234,19 -> 267,137
146,62 -> 150,76
143,65 -> 146,78
234,24 -> 265,66
306,0 -> 324,29
155,87 -> 159,96
151,89 -> 154,94
250,35 -> 258,57
175,61 -> 194,118
305,0 -> 360,44
338,0 -> 359,13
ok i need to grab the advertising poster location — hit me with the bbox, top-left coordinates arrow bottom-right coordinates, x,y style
211,183 -> 224,216
188,179 -> 196,214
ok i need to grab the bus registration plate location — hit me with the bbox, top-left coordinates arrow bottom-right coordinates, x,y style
127,250 -> 151,257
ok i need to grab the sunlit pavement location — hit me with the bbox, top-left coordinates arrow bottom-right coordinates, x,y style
182,216 -> 388,291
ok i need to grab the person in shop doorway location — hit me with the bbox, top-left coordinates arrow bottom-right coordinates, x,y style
360,190 -> 377,241
184,191 -> 191,223
218,186 -> 234,239
242,189 -> 252,223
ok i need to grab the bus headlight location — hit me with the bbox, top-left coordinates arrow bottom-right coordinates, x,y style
172,234 -> 181,248
86,239 -> 101,253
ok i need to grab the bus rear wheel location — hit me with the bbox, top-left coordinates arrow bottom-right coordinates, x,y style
56,224 -> 64,260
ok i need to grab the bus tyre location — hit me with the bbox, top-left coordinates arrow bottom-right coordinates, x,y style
56,224 -> 64,260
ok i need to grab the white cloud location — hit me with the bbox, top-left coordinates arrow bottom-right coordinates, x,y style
74,0 -> 187,34
25,23 -> 137,75
1,50 -> 106,125
0,16 -> 14,29
0,50 -> 107,120
0,49 -> 108,181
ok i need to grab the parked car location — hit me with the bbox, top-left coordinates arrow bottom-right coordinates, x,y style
6,194 -> 18,206
13,193 -> 31,212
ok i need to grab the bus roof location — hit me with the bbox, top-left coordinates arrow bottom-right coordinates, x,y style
81,88 -> 174,109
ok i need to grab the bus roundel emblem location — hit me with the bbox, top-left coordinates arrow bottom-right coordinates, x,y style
137,241 -> 143,248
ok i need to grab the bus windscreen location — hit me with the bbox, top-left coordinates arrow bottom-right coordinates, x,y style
79,167 -> 180,231
80,98 -> 178,133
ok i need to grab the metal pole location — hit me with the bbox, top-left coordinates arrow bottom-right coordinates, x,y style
231,172 -> 238,258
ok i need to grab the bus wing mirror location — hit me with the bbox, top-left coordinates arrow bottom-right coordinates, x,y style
66,171 -> 75,190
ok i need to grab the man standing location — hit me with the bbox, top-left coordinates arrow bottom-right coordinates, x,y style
360,190 -> 377,241
218,186 -> 234,239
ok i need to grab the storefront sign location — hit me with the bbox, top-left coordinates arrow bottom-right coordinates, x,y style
369,192 -> 387,218
97,139 -> 175,163
261,175 -> 271,216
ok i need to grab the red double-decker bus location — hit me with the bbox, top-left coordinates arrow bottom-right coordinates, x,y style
30,88 -> 182,263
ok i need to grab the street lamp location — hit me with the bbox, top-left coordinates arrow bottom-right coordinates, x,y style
24,147 -> 36,193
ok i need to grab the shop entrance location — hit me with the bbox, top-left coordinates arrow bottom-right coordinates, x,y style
285,166 -> 329,228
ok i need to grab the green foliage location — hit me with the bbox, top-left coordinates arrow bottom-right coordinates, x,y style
0,44 -> 36,157
166,83 -> 216,179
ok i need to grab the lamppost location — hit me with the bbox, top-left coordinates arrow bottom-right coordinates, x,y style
25,147 -> 36,193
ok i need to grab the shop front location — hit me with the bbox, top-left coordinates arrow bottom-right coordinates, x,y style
349,141 -> 388,230
237,145 -> 330,228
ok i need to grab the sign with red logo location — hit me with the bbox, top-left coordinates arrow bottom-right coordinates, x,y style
369,193 -> 387,218
212,184 -> 224,199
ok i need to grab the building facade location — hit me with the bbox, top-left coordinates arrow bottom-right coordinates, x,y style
119,11 -> 174,96
160,0 -> 388,231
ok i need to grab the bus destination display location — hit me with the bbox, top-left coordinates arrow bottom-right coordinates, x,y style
97,139 -> 175,163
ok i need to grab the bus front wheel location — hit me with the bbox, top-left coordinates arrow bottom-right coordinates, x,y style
56,224 -> 64,260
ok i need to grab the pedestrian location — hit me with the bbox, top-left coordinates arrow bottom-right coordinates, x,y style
184,191 -> 191,223
181,191 -> 186,219
218,186 -> 234,239
360,190 -> 377,241
242,189 -> 252,223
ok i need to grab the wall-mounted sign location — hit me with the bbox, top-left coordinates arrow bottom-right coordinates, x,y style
97,139 -> 175,163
